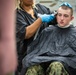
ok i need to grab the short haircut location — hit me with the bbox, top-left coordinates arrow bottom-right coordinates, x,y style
60,5 -> 73,16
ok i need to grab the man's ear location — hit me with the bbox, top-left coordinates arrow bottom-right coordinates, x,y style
71,16 -> 74,21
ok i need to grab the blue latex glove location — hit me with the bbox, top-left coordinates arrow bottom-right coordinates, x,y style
59,2 -> 72,8
38,14 -> 55,23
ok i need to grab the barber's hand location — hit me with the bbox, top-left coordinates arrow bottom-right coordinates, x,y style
38,14 -> 55,23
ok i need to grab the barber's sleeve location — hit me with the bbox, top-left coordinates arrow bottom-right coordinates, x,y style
16,11 -> 28,42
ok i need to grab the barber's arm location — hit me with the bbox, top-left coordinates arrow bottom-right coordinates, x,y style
16,15 -> 42,39
26,14 -> 55,39
17,12 -> 55,39
25,18 -> 42,39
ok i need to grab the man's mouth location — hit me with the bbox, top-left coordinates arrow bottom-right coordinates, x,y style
60,21 -> 64,24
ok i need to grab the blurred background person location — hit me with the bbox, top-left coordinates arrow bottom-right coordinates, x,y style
0,0 -> 17,75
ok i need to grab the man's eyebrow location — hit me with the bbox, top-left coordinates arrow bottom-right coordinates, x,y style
57,13 -> 61,14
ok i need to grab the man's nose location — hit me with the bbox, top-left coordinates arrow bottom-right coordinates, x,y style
61,16 -> 64,20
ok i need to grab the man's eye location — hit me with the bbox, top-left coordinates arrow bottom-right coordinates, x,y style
58,14 -> 62,16
64,15 -> 68,17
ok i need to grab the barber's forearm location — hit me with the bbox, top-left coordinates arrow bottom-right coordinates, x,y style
25,18 -> 42,39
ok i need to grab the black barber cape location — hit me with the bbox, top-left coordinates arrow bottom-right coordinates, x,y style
23,25 -> 76,74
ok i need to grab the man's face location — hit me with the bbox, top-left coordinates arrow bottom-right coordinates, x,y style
56,7 -> 73,27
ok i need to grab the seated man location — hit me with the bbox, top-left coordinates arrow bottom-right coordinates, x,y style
22,2 -> 76,75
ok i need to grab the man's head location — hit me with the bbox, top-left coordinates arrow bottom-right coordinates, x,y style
56,2 -> 74,27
